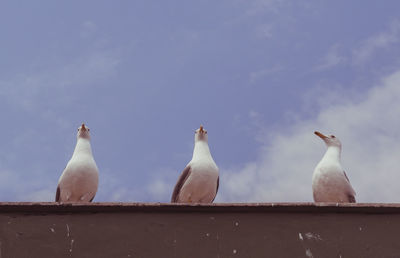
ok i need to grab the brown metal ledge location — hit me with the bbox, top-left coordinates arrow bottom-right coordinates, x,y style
0,202 -> 399,257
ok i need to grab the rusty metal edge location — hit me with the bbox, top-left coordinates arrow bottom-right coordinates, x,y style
0,202 -> 399,214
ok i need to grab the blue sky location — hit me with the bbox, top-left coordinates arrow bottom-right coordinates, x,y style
1,1 -> 400,202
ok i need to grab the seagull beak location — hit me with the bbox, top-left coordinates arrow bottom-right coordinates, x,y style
314,131 -> 328,139
81,123 -> 86,131
199,125 -> 204,133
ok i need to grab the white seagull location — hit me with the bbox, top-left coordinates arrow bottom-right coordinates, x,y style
312,131 -> 356,203
56,123 -> 99,202
171,125 -> 219,203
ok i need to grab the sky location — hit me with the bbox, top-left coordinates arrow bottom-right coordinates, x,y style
1,1 -> 400,203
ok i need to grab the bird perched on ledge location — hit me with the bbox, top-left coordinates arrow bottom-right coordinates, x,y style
171,125 -> 219,203
312,131 -> 356,203
56,123 -> 99,202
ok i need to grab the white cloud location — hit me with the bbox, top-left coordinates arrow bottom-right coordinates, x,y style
0,169 -> 55,202
147,179 -> 173,201
0,50 -> 120,112
96,170 -> 142,202
243,0 -> 286,16
314,21 -> 400,70
20,189 -> 54,202
249,65 -> 284,83
217,69 -> 400,203
353,20 -> 400,66
0,46 -> 121,202
81,21 -> 97,38
96,167 -> 178,202
146,167 -> 180,202
255,24 -> 273,39
314,44 -> 346,71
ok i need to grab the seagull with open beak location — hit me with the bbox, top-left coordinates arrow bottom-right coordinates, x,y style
312,131 -> 356,203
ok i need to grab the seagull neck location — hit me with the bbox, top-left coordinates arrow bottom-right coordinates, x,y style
73,138 -> 93,156
324,146 -> 341,161
192,141 -> 212,160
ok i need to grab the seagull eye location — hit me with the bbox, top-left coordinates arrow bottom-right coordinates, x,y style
331,135 -> 336,138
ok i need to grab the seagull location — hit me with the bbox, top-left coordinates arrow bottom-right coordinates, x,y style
56,123 -> 99,202
312,131 -> 356,203
171,125 -> 219,203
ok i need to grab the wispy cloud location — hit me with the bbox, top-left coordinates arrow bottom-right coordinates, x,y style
314,44 -> 347,71
0,50 -> 120,111
145,167 -> 182,202
0,41 -> 121,202
255,23 -> 274,39
97,167 -> 179,202
0,169 -> 55,202
80,21 -> 97,38
243,0 -> 287,16
249,65 -> 284,83
21,189 -> 55,202
353,20 -> 400,66
147,178 -> 173,202
217,68 -> 400,203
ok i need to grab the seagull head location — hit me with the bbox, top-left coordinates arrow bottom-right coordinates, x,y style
314,131 -> 341,148
194,125 -> 208,142
77,123 -> 91,139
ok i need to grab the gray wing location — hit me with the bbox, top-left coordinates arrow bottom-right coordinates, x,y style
343,171 -> 356,203
171,166 -> 191,203
211,176 -> 219,203
56,165 -> 68,202
55,185 -> 60,202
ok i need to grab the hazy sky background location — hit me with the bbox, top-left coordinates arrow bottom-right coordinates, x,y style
1,1 -> 400,203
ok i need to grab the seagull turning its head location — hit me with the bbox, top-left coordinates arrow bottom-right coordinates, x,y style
312,131 -> 356,203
